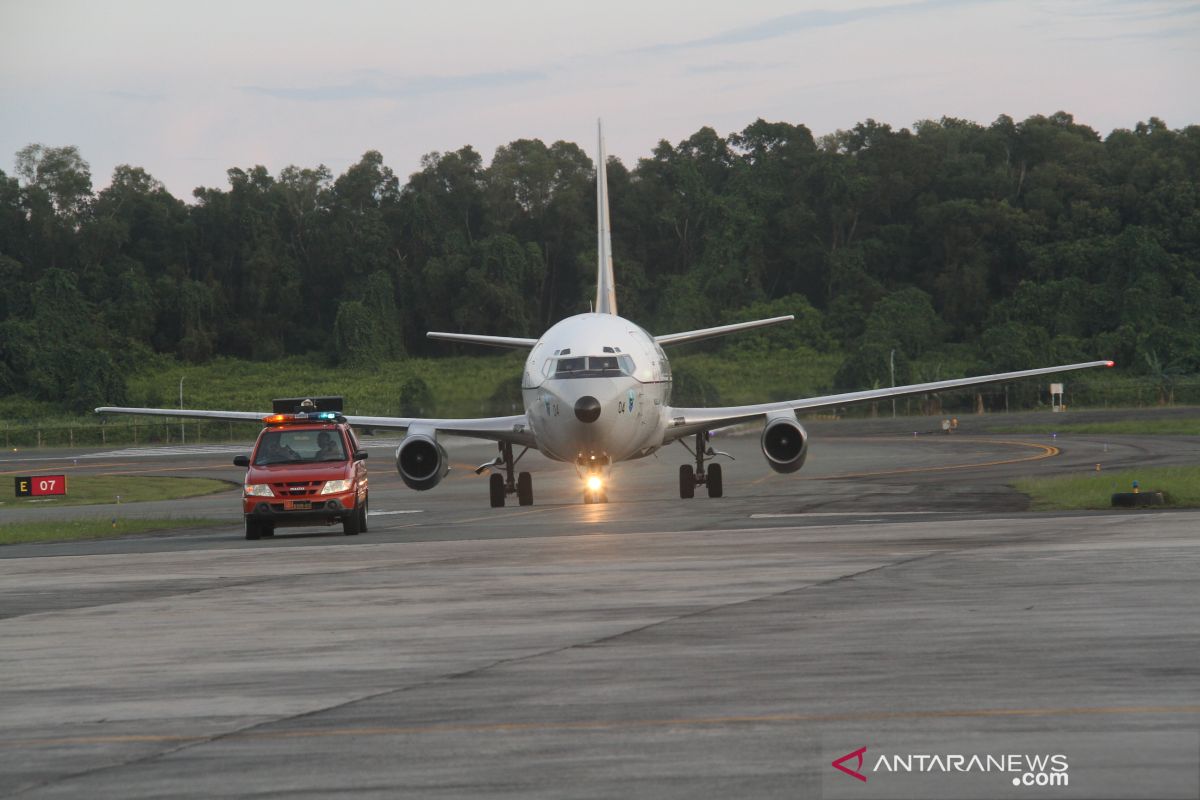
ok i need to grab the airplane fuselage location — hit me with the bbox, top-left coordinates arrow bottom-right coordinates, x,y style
522,313 -> 671,466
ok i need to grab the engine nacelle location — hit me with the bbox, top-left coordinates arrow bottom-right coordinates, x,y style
761,416 -> 809,474
395,434 -> 449,491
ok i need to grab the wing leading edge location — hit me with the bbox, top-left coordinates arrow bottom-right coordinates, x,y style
663,359 -> 1114,441
425,332 -> 537,349
655,315 -> 795,346
94,406 -> 536,447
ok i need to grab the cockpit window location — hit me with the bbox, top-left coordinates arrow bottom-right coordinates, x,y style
554,357 -> 588,377
552,355 -> 637,379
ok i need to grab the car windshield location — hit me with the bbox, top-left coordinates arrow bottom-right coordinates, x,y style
552,355 -> 635,379
254,429 -> 346,465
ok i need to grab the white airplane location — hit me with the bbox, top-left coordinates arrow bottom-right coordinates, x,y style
97,123 -> 1113,507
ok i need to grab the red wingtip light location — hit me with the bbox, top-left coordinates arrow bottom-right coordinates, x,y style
1106,360 -> 1115,368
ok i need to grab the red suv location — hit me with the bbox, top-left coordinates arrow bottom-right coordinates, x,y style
233,398 -> 368,540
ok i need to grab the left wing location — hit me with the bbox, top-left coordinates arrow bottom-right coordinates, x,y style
655,315 -> 794,347
662,359 -> 1113,442
94,406 -> 536,447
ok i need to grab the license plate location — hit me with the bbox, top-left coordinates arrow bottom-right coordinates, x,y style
284,500 -> 311,510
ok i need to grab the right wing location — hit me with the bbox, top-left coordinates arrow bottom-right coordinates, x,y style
662,359 -> 1114,442
426,332 -> 537,349
94,406 -> 536,447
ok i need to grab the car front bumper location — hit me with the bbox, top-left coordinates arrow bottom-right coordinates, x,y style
242,491 -> 359,527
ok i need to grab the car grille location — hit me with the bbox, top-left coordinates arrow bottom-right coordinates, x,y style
271,481 -> 323,497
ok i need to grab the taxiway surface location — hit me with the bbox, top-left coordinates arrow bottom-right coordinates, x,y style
1,420 -> 1198,797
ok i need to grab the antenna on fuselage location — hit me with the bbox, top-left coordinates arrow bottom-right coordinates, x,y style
595,119 -> 618,316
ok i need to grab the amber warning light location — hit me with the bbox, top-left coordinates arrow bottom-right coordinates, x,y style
15,475 -> 67,497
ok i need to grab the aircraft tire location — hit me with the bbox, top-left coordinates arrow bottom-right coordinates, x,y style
706,464 -> 723,498
490,473 -> 506,507
679,465 -> 695,499
261,524 -> 275,538
517,472 -> 533,506
245,520 -> 262,540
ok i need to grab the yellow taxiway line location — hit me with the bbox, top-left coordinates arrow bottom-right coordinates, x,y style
4,704 -> 1196,748
752,437 -> 1059,485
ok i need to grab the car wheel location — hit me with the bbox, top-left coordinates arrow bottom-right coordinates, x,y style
343,505 -> 361,536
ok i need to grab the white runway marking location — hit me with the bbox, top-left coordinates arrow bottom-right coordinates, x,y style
750,511 -> 953,518
368,510 -> 424,516
73,439 -> 409,460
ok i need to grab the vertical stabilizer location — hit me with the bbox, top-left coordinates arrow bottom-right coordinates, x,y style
595,119 -> 618,315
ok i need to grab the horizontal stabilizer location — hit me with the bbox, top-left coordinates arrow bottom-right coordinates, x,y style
655,315 -> 794,346
427,332 -> 538,349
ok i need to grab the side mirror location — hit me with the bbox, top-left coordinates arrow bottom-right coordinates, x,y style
354,451 -> 368,461
233,455 -> 250,467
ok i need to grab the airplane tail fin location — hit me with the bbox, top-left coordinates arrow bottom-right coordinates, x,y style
595,119 -> 618,315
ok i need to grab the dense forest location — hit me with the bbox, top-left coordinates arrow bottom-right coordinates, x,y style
0,112 -> 1197,414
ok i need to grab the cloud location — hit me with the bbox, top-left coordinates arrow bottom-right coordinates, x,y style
241,69 -> 546,102
1060,24 -> 1200,42
104,90 -> 166,103
633,0 -> 989,54
1054,1 -> 1200,23
682,60 -> 781,76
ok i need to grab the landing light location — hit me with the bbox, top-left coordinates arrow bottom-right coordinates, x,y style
586,475 -> 603,492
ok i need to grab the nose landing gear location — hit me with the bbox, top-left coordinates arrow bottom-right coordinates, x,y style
678,431 -> 732,499
577,452 -> 610,504
478,441 -> 532,507
583,474 -> 608,504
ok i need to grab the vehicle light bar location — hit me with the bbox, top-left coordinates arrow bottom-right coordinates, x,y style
261,411 -> 347,425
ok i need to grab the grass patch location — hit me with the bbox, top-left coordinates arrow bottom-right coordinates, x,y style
0,517 -> 223,545
990,419 -> 1200,436
674,347 -> 842,406
1013,466 -> 1200,510
0,476 -> 234,509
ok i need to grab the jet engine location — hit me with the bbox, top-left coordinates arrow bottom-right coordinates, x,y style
760,416 -> 809,474
395,433 -> 449,490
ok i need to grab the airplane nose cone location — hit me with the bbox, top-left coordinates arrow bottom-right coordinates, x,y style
574,395 -> 601,423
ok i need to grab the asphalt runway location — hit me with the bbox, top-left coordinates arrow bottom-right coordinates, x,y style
1,416 -> 1199,797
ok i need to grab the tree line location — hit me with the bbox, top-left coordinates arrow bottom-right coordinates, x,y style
0,112 -> 1197,413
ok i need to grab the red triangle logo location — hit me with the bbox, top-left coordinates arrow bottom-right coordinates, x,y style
832,746 -> 868,782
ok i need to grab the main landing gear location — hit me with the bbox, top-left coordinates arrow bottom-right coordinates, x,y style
678,431 -> 733,499
478,441 -> 533,508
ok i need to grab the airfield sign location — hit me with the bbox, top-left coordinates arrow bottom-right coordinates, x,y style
14,475 -> 67,497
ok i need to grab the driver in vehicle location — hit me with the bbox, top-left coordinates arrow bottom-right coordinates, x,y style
316,431 -> 343,460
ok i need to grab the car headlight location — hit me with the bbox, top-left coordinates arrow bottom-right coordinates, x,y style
245,483 -> 273,497
320,479 -> 352,494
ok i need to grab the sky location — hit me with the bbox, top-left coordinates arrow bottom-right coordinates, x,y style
1,0 -> 1197,199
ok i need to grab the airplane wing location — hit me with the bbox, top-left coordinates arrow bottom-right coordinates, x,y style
94,406 -> 537,447
654,315 -> 794,346
426,332 -> 537,349
662,359 -> 1114,441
